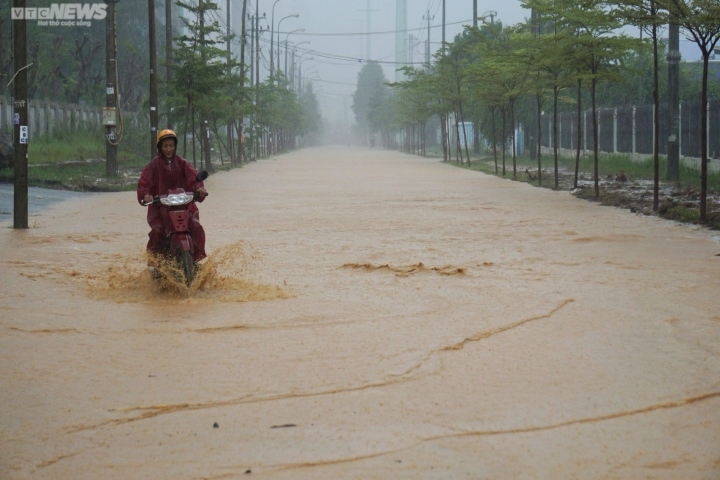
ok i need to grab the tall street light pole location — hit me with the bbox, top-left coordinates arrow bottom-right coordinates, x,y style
302,65 -> 318,94
284,29 -> 305,75
277,14 -> 299,74
295,50 -> 314,90
297,55 -> 314,93
165,0 -> 173,128
441,0 -> 445,55
270,0 -> 282,78
291,41 -> 311,90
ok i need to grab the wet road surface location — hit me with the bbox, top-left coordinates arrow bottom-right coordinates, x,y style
1,147 -> 719,479
0,183 -> 96,218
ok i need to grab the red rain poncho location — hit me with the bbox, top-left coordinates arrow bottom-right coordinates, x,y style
137,154 -> 206,262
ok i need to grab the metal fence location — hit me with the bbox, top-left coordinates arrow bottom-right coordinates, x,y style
541,99 -> 720,170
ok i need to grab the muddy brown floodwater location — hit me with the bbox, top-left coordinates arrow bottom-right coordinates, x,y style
1,146 -> 719,479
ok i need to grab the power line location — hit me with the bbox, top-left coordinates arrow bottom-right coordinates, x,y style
279,18 -> 472,37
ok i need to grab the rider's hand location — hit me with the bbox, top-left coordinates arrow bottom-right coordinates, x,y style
196,188 -> 207,199
143,194 -> 154,204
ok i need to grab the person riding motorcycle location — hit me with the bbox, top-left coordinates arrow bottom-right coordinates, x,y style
137,129 -> 208,264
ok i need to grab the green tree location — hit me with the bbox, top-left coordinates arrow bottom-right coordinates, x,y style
611,0 -> 668,211
469,23 -> 530,178
172,0 -> 234,171
0,0 -> 152,109
656,0 -> 720,222
523,1 -> 582,188
465,21 -> 507,173
352,61 -> 390,145
390,67 -> 436,155
532,0 -> 638,198
298,82 -> 323,145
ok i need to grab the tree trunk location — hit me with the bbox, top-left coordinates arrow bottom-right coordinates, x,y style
536,94 -> 542,186
511,101 -> 517,179
700,53 -> 709,222
501,106 -> 507,176
574,79 -> 582,190
439,117 -> 444,159
592,76 -> 599,199
652,11 -> 660,212
454,114 -> 461,163
491,107 -> 498,175
554,86 -> 559,190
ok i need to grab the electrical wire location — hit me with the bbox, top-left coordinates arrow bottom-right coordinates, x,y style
279,18 -> 472,37
171,5 -> 472,87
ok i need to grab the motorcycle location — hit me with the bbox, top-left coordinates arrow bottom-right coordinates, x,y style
142,170 -> 208,287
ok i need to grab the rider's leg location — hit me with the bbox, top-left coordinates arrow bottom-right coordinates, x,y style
190,211 -> 206,262
146,207 -> 166,264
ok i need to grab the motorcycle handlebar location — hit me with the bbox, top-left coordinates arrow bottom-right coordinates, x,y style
140,196 -> 160,207
141,171 -> 208,207
141,191 -> 208,207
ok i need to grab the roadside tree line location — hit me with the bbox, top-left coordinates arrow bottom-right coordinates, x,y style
0,0 -> 323,168
352,0 -> 720,222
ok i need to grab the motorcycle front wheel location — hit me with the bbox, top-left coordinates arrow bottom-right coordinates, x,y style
178,250 -> 195,287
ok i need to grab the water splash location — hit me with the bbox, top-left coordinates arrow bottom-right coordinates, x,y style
88,241 -> 294,303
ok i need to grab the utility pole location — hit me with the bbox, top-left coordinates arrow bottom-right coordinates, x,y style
408,34 -> 413,64
442,0 -> 445,54
366,0 -> 371,60
396,0 -> 407,82
528,7 -> 539,165
12,0 -> 28,229
358,0 -> 378,60
239,0 -> 248,163
255,3 -> 260,86
226,0 -> 234,164
197,0 -> 214,172
149,0 -> 159,157
200,0 -> 205,169
473,0 -> 477,28
227,0 -> 231,64
105,0 -> 118,177
255,0 -> 261,158
270,0 -> 280,78
441,0 -> 447,161
203,119 -> 211,171
249,12 -> 255,159
165,0 -> 173,128
424,11 -> 433,68
667,17 -> 681,180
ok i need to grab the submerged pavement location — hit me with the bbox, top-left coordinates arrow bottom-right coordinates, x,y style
1,147 -> 719,479
0,183 -> 97,218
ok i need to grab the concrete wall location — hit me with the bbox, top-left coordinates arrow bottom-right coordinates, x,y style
0,96 -> 101,136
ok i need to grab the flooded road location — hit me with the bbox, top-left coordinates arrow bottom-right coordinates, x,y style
0,183 -> 97,218
1,146 -> 719,479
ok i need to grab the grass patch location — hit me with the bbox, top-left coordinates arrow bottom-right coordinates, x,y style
460,151 -> 720,192
0,125 -> 232,192
658,199 -> 702,223
0,127 -> 150,191
438,149 -> 720,229
27,129 -> 106,165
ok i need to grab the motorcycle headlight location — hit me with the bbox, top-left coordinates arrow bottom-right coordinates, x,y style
160,192 -> 193,206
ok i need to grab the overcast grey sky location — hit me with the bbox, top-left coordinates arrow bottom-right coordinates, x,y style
229,1 -> 530,125
230,0 -> 701,128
